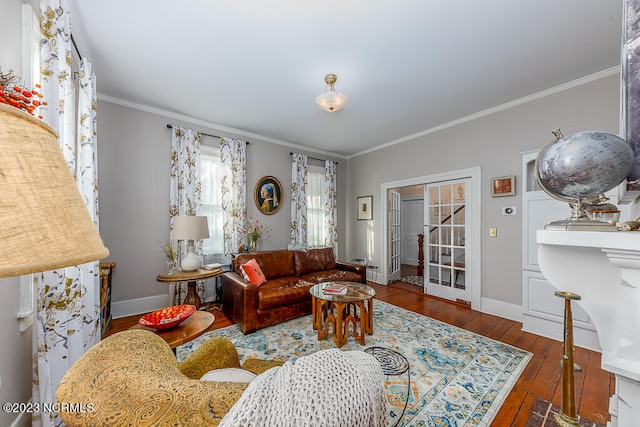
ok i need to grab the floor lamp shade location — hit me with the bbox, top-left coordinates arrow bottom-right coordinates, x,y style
0,104 -> 109,278
172,216 -> 209,271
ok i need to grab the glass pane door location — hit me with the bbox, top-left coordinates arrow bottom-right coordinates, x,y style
425,179 -> 468,302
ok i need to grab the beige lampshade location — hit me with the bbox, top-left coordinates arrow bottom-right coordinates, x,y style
0,103 -> 109,278
172,216 -> 210,240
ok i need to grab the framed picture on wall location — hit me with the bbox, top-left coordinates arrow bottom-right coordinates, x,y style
254,176 -> 283,215
357,195 -> 373,220
491,176 -> 515,197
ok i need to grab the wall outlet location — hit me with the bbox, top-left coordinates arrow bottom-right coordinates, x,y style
501,206 -> 517,215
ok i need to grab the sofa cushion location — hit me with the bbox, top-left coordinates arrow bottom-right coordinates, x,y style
201,368 -> 258,383
235,250 -> 295,279
257,278 -> 314,310
293,247 -> 336,276
240,258 -> 267,286
300,269 -> 364,284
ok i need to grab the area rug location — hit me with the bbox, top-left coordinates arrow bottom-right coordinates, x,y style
177,300 -> 531,426
399,275 -> 424,287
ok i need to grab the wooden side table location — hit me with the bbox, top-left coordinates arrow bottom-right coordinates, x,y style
310,282 -> 376,348
130,310 -> 214,349
156,267 -> 223,309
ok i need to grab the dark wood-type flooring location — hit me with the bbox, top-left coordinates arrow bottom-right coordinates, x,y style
108,281 -> 613,426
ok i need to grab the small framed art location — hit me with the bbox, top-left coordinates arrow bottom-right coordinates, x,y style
254,175 -> 283,215
357,196 -> 373,220
491,175 -> 515,197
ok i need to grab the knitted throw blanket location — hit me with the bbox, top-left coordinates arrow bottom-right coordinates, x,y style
219,349 -> 389,427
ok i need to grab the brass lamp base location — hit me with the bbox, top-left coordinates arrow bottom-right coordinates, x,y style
554,291 -> 582,427
554,411 -> 580,426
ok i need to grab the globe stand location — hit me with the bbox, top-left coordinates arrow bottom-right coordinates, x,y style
544,219 -> 616,231
544,200 -> 616,231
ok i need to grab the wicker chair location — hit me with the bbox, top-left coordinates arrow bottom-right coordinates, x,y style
56,329 -> 282,426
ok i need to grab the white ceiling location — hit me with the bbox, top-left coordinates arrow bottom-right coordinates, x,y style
68,1 -> 623,158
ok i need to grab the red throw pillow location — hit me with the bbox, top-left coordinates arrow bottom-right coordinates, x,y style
240,258 -> 267,286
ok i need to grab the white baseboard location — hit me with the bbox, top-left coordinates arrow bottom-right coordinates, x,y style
522,313 -> 601,351
480,296 -> 524,323
112,294 -> 171,319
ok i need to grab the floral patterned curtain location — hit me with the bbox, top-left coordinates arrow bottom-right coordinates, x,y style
324,160 -> 338,256
169,126 -> 203,304
34,2 -> 101,425
290,153 -> 308,244
220,137 -> 247,265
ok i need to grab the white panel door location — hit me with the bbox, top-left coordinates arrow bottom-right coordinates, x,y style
401,198 -> 424,265
389,190 -> 401,283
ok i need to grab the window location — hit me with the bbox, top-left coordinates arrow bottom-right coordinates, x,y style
307,164 -> 326,247
199,145 -> 224,263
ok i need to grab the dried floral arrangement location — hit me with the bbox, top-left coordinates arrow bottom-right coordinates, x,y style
0,68 -> 47,118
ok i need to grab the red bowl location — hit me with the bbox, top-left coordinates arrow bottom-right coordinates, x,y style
138,304 -> 196,330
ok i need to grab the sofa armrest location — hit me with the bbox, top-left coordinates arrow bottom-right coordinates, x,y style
222,272 -> 260,334
336,261 -> 367,283
178,337 -> 241,380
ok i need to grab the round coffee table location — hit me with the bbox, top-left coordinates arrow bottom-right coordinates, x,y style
309,282 -> 376,348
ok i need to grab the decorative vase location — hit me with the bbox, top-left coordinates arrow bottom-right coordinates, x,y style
249,235 -> 259,252
166,259 -> 177,275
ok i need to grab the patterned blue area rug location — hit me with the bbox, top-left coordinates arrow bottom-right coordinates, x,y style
177,300 -> 531,426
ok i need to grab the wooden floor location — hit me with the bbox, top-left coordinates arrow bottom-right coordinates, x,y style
108,281 -> 613,426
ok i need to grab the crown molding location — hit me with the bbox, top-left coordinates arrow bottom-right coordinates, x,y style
346,66 -> 621,159
96,94 -> 348,160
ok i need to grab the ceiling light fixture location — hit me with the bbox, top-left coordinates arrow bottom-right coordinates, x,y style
315,74 -> 348,112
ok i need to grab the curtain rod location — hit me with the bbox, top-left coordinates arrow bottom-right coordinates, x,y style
166,124 -> 249,144
71,34 -> 82,60
290,152 -> 337,164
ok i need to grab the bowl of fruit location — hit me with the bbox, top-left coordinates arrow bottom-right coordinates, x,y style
138,304 -> 196,330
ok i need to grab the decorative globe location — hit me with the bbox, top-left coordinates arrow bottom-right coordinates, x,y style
535,129 -> 634,229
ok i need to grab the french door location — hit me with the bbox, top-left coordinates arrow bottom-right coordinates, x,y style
425,179 -> 470,303
389,190 -> 401,282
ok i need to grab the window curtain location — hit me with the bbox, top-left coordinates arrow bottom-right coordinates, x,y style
33,2 -> 101,426
220,137 -> 247,265
290,153 -> 308,245
169,126 -> 204,304
324,160 -> 338,256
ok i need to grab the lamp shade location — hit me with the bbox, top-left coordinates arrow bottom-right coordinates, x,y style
315,91 -> 348,112
0,103 -> 109,278
172,216 -> 210,240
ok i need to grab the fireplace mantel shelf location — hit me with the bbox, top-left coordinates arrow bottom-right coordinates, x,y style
537,229 -> 640,426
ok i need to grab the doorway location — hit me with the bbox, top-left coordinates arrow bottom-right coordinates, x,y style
381,167 -> 481,310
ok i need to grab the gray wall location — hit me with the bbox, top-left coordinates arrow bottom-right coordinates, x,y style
1,1 -> 39,427
100,72 -> 621,317
97,100 -> 346,315
346,73 -> 621,307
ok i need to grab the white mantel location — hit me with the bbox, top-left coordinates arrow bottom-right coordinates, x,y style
537,230 -> 640,427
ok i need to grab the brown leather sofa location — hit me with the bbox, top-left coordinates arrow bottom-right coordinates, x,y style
222,247 -> 366,334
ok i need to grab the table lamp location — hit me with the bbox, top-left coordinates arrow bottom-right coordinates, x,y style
0,104 -> 109,279
172,215 -> 209,271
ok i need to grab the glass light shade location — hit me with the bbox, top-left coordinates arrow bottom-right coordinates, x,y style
315,91 -> 348,112
0,104 -> 109,278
